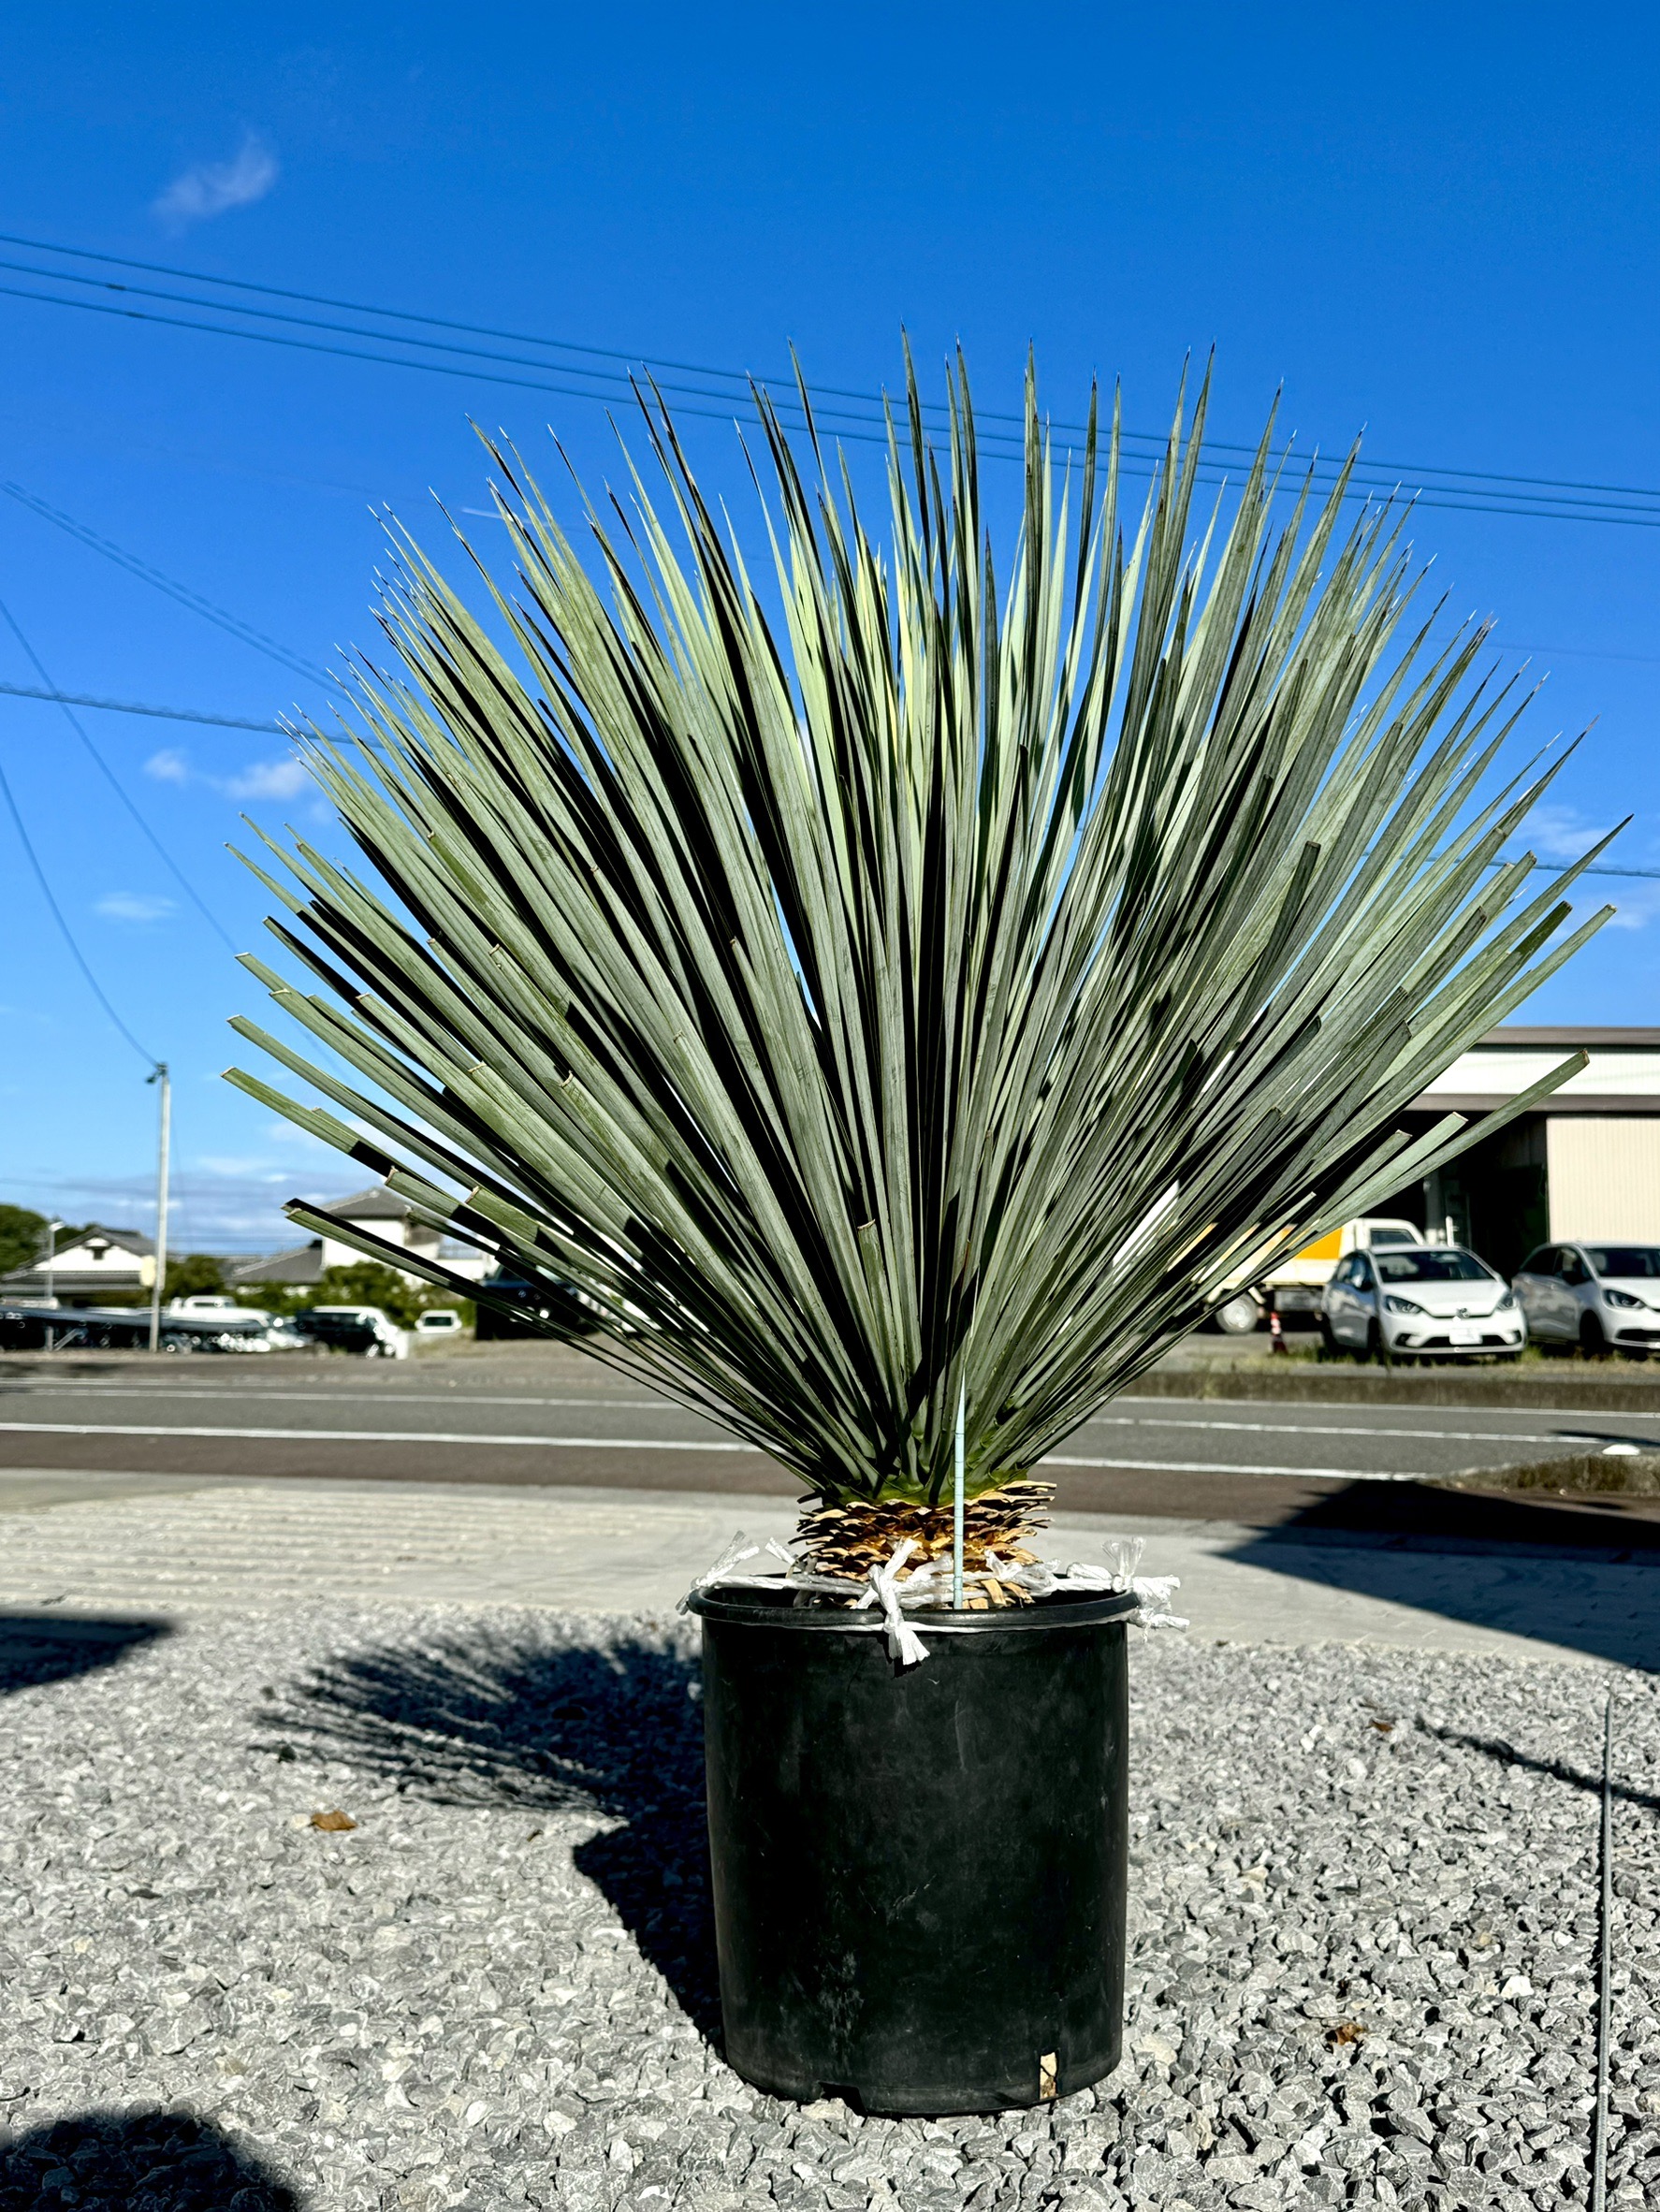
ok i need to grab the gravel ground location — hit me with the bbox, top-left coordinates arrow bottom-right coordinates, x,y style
0,1605 -> 1655,2212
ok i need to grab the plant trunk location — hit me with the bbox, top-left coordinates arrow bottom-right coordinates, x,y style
795,1479 -> 1054,1601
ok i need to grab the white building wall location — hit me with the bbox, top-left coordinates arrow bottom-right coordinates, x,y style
1427,1046 -> 1660,1102
1547,1118 -> 1660,1241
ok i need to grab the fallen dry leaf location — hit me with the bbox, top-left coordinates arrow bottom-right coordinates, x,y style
310,1809 -> 357,1832
1325,2020 -> 1365,2048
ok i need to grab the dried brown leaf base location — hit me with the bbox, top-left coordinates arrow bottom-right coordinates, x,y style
795,1480 -> 1056,1608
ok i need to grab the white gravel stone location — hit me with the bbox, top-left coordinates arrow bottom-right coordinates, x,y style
0,1603 -> 1654,2210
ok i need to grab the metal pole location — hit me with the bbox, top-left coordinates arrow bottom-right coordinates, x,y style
953,1383 -> 966,1609
1592,1693 -> 1613,2212
147,1062 -> 170,1354
44,1216 -> 60,1353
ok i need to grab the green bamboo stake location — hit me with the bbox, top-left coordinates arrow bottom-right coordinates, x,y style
954,1384 -> 966,1609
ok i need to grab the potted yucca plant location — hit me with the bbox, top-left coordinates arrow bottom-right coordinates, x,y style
228,357 -> 1602,2115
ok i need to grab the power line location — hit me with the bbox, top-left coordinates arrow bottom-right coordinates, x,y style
1488,640 -> 1660,667
11,227 -> 1660,506
0,230 -> 795,395
0,480 -> 337,689
6,228 -> 1660,528
12,269 -> 1660,531
0,263 -> 1638,528
0,745 -> 156,1067
0,679 -> 282,730
0,590 -> 238,952
0,274 -> 834,440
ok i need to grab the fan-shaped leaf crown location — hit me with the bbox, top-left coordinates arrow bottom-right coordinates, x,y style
227,356 -> 1607,1504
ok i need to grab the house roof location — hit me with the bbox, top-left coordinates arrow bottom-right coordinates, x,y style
1480,1026 -> 1660,1048
230,1241 -> 326,1287
328,1186 -> 419,1221
48,1223 -> 153,1259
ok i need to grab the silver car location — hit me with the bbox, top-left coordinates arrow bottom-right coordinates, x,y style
1513,1242 -> 1660,1356
1320,1244 -> 1525,1361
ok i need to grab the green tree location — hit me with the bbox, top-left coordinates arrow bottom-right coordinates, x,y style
230,359 -> 1604,1568
164,1253 -> 227,1302
0,1205 -> 46,1275
311,1261 -> 430,1329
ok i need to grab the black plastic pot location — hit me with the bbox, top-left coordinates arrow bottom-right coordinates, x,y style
688,1580 -> 1136,2115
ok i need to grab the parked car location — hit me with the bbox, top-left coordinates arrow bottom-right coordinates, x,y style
1513,1243 -> 1660,1357
414,1308 -> 465,1342
1320,1243 -> 1524,1361
166,1293 -> 242,1316
291,1304 -> 411,1358
1214,1216 -> 1424,1332
473,1269 -> 598,1340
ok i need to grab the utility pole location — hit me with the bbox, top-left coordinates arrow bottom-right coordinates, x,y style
44,1216 -> 61,1353
147,1062 -> 170,1354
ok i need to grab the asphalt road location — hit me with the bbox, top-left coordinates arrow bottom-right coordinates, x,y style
5,1344 -> 1660,1549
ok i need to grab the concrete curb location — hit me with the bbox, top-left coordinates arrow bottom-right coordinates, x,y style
1133,1363 -> 1660,1411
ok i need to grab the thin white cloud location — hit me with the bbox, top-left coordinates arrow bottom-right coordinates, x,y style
1523,805 -> 1624,866
153,133 -> 279,227
1605,884 -> 1660,932
95,892 -> 177,924
223,757 -> 310,801
142,746 -> 311,803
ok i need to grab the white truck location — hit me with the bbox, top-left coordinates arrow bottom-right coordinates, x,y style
1214,1216 -> 1424,1332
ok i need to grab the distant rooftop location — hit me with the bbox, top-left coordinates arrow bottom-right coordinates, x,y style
1480,1026 -> 1660,1047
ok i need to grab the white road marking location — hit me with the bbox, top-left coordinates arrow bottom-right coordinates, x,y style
0,1387 -> 1623,1449
0,1420 -> 1434,1482
1044,1454 -> 1431,1481
0,1386 -> 668,1411
0,1422 -> 757,1450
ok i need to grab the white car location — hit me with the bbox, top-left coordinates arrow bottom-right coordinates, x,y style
414,1309 -> 465,1341
1320,1244 -> 1525,1361
1513,1242 -> 1660,1357
1213,1215 -> 1423,1333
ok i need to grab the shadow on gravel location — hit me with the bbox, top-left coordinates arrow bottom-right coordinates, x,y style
0,1613 -> 170,1698
1420,1720 -> 1660,1812
257,1623 -> 721,2040
0,2108 -> 298,2210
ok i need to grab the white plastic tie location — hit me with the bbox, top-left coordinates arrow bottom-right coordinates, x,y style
1106,1535 -> 1146,1582
865,1539 -> 931,1666
1100,1535 -> 1188,1626
677,1532 -> 761,1612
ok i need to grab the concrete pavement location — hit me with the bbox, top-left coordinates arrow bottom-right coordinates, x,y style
1,1468 -> 1653,1670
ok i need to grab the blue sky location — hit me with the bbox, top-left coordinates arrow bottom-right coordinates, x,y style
3,5 -> 1659,1251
